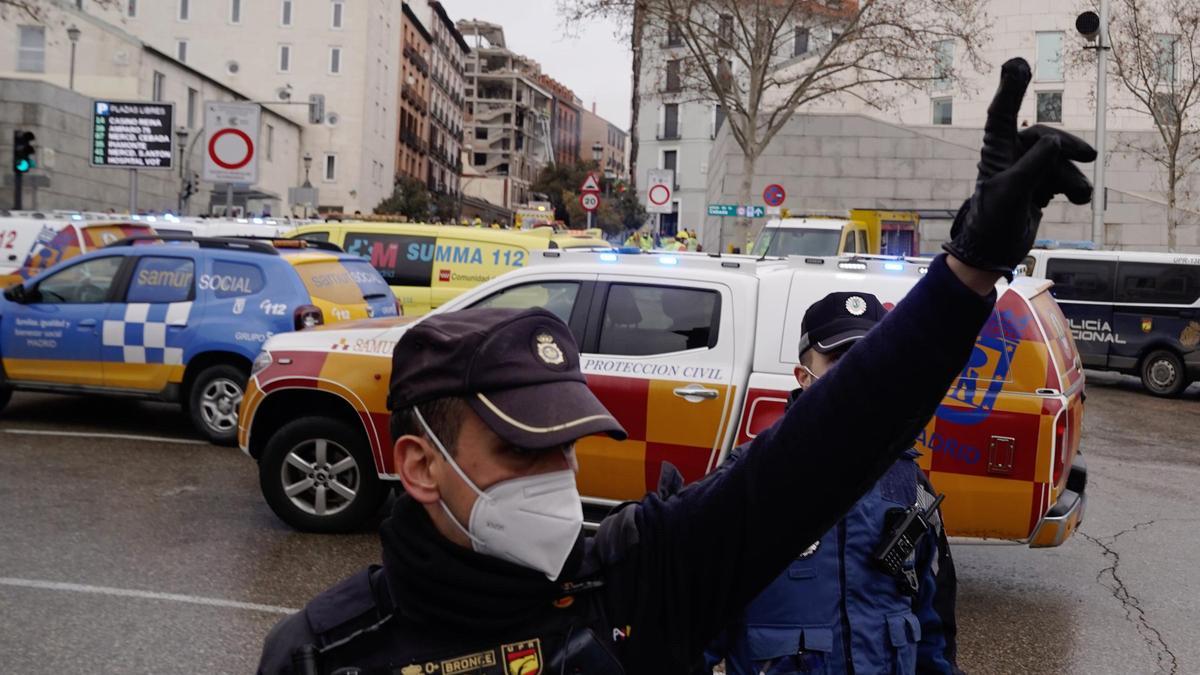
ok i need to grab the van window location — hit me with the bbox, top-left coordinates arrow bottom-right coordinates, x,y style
1115,262 -> 1200,305
1032,291 -> 1079,385
473,281 -> 580,324
1046,258 -> 1115,302
755,228 -> 842,257
844,230 -> 858,253
598,284 -> 719,356
345,232 -> 435,287
296,231 -> 330,243
36,256 -> 124,304
202,260 -> 265,298
127,257 -> 195,303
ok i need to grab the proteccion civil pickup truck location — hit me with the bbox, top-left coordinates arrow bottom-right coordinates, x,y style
238,250 -> 1088,547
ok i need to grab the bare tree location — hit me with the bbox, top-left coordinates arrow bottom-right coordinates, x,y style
1098,0 -> 1200,250
1,0 -> 117,20
562,0 -> 987,249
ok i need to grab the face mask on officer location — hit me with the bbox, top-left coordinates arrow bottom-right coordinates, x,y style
413,406 -> 584,581
795,350 -> 844,390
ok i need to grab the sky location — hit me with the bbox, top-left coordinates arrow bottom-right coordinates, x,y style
445,0 -> 634,129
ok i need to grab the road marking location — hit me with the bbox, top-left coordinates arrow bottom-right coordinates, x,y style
0,577 -> 297,615
2,428 -> 205,446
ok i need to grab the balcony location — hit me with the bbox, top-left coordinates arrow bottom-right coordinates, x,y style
656,121 -> 681,140
401,129 -> 428,155
401,83 -> 427,114
403,44 -> 429,75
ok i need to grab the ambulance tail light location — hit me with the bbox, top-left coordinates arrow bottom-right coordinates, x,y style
294,304 -> 324,330
1053,409 -> 1069,487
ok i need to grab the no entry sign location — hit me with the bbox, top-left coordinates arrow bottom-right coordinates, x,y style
203,101 -> 261,184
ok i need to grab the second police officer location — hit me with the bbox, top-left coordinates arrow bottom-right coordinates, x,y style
257,59 -> 1098,674
701,292 -> 960,675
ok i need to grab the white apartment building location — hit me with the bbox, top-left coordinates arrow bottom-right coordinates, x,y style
101,0 -> 402,214
1,5 -> 300,214
416,0 -> 469,199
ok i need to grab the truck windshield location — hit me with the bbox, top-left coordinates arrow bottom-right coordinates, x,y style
753,228 -> 841,256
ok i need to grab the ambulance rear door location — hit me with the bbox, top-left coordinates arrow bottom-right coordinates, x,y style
575,276 -> 737,503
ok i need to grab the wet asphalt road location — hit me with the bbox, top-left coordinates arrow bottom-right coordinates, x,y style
1,375 -> 1198,674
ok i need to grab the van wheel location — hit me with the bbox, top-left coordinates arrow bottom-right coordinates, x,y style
188,364 -> 247,444
1140,349 -> 1187,397
259,417 -> 385,533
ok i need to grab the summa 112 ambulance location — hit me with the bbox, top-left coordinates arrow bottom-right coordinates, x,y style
240,251 -> 1088,546
1023,247 -> 1200,396
288,222 -> 608,315
0,236 -> 397,442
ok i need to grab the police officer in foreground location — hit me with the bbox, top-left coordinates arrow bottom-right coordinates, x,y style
702,293 -> 960,675
258,59 -> 1096,674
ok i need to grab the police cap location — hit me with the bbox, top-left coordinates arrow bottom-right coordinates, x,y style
797,292 -> 887,358
388,307 -> 627,450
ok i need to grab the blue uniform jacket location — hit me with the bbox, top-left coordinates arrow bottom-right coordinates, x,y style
707,443 -> 957,675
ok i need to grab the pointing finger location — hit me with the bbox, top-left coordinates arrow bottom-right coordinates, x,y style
979,58 -> 1033,180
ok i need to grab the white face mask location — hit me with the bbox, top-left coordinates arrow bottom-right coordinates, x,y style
414,407 -> 584,580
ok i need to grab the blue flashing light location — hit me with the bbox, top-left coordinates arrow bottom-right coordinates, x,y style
599,252 -> 619,262
146,215 -> 158,223
659,256 -> 679,265
884,262 -> 904,271
252,217 -> 264,224
615,246 -> 642,254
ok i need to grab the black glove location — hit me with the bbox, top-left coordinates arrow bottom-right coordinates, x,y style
944,58 -> 1098,279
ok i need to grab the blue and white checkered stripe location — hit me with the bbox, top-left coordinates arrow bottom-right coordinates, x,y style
101,302 -> 192,365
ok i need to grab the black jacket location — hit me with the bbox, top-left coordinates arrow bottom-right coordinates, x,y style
257,254 -> 994,674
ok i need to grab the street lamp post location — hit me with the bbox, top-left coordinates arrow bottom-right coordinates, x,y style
67,25 -> 81,92
301,153 -> 313,218
175,126 -> 189,214
590,142 -> 603,230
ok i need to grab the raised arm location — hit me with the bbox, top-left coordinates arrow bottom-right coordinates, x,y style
619,58 -> 1098,669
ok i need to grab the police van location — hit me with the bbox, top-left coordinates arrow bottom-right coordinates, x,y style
1023,248 -> 1200,396
240,250 -> 1088,548
289,222 -> 609,315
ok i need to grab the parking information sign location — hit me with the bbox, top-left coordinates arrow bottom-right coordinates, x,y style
89,100 -> 175,169
203,101 -> 261,184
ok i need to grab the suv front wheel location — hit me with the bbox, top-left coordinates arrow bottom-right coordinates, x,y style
188,364 -> 247,444
1140,349 -> 1188,397
259,417 -> 386,533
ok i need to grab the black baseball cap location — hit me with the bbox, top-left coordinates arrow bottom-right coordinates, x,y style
387,307 -> 627,450
797,292 -> 887,358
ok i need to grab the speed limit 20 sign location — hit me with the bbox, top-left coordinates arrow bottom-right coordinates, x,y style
203,101 -> 261,184
580,192 -> 600,212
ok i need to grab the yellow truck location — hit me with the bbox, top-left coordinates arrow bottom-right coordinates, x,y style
750,210 -> 921,257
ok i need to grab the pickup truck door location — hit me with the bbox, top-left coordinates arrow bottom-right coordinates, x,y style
576,278 -> 738,503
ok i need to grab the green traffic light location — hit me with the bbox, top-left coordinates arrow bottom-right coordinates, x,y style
15,158 -> 31,173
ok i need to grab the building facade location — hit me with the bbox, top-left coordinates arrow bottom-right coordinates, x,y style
102,0 -> 402,214
540,74 -> 582,167
423,1 -> 468,202
0,6 -> 300,215
580,105 -> 628,183
459,19 -> 554,208
397,3 -> 432,189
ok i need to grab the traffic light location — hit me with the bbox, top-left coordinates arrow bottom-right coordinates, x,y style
13,130 -> 36,174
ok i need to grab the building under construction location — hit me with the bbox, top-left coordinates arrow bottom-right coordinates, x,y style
457,19 -> 554,208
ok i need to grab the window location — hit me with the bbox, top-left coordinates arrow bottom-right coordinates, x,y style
473,281 -> 581,325
331,0 -> 344,29
1116,262 -> 1200,305
666,24 -> 683,47
662,150 -> 677,187
932,98 -> 952,125
323,153 -> 337,181
296,231 -> 330,243
17,26 -> 45,73
329,47 -> 342,74
1036,32 -> 1064,82
476,127 -> 488,140
666,59 -> 681,92
1156,34 -> 1178,82
35,257 -> 124,304
278,44 -> 291,72
152,71 -> 165,101
207,260 -> 266,298
343,233 -> 435,286
1155,92 -> 1179,125
598,285 -> 720,356
230,0 -> 242,23
176,40 -> 188,63
713,104 -> 726,139
126,257 -> 195,304
719,14 -> 733,45
186,87 -> 198,128
1046,258 -> 1116,302
281,0 -> 293,25
934,39 -> 953,90
794,27 -> 809,57
266,124 -> 274,160
473,152 -> 486,166
128,0 -> 137,17
662,103 -> 680,139
178,0 -> 189,21
1037,91 -> 1062,123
